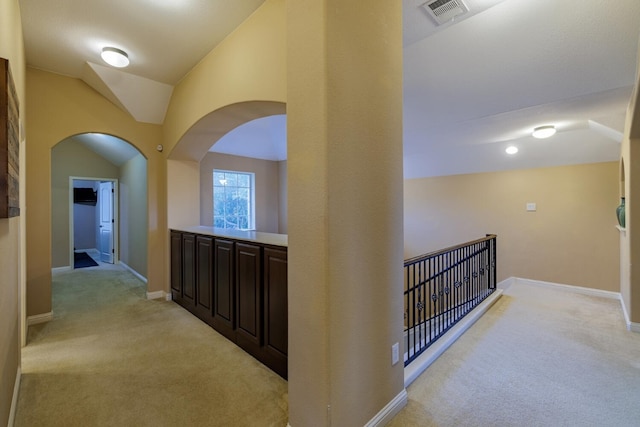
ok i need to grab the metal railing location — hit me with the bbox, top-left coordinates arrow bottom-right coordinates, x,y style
404,234 -> 497,366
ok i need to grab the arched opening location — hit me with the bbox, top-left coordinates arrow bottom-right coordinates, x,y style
167,101 -> 286,231
51,133 -> 149,284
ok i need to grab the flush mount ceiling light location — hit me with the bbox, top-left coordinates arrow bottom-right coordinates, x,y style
532,125 -> 556,139
505,146 -> 518,155
101,47 -> 129,68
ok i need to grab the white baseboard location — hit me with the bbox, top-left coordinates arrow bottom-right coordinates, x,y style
404,288 -> 504,387
515,278 -> 621,300
8,367 -> 21,427
512,277 -> 640,333
52,266 -> 71,273
286,389 -> 408,427
27,311 -> 53,326
146,290 -> 171,301
364,389 -> 408,427
120,261 -> 148,284
497,276 -> 516,290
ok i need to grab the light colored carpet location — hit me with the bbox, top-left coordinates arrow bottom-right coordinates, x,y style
15,266 -> 640,427
15,266 -> 288,427
389,282 -> 640,427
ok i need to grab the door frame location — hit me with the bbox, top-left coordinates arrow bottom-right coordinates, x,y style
69,176 -> 119,268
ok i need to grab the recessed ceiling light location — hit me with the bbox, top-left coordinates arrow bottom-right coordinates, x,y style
532,125 -> 556,139
101,47 -> 129,68
505,146 -> 518,155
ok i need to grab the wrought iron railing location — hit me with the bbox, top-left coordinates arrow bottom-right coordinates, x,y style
404,234 -> 497,366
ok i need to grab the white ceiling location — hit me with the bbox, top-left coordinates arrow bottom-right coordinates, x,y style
19,0 -> 640,177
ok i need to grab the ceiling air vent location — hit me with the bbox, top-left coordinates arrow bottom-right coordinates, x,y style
421,0 -> 469,25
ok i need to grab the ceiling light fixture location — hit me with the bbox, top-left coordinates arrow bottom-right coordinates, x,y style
101,47 -> 129,68
505,146 -> 518,155
532,125 -> 556,139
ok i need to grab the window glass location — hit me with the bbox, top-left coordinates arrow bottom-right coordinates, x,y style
213,170 -> 255,230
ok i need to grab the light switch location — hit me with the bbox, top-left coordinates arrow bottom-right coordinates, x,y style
526,203 -> 536,212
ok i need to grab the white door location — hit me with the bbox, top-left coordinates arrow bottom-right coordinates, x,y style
99,181 -> 114,263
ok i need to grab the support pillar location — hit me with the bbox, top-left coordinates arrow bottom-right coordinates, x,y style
287,1 -> 405,425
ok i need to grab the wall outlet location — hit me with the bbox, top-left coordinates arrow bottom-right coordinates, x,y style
392,342 -> 400,365
526,202 -> 537,212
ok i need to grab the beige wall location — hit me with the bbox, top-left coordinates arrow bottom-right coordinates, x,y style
119,154 -> 148,277
51,139 -> 119,268
163,0 -> 286,156
278,160 -> 287,234
287,1 -> 404,425
405,162 -> 620,292
620,46 -> 640,323
0,0 -> 24,424
199,152 -> 281,233
26,68 -> 165,316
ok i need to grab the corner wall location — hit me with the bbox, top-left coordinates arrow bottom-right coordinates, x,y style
404,162 -> 620,291
119,153 -> 148,277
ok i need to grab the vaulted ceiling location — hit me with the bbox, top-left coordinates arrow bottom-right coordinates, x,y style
19,0 -> 640,178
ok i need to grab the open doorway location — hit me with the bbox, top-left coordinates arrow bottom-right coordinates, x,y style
69,177 -> 118,269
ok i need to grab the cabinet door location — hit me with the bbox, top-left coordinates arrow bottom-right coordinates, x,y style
235,242 -> 262,358
263,247 -> 288,379
212,239 -> 235,340
194,235 -> 214,322
170,231 -> 182,300
181,233 -> 196,309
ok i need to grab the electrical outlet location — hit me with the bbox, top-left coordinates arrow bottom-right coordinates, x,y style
392,342 -> 400,365
526,202 -> 537,212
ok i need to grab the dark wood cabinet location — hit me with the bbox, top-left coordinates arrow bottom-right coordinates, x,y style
263,247 -> 288,378
181,233 -> 196,309
212,239 -> 235,341
235,242 -> 263,360
194,235 -> 213,322
169,229 -> 288,379
170,231 -> 182,300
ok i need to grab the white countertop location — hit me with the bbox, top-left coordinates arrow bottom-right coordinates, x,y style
173,226 -> 288,248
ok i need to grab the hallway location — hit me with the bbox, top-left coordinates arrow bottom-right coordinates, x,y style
15,266 -> 288,426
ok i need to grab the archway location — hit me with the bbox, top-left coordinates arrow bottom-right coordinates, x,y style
51,133 -> 148,283
167,101 -> 286,230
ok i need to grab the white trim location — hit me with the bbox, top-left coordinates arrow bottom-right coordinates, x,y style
515,278 -> 620,300
364,389 -> 408,427
497,276 -> 516,290
146,290 -> 169,300
27,312 -> 53,326
404,288 -> 504,388
8,367 -> 21,427
120,261 -> 148,283
514,277 -> 640,333
52,266 -> 72,273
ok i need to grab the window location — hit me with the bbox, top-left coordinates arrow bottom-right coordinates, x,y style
213,170 -> 255,230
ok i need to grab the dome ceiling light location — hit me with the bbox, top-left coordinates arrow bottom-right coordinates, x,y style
532,125 -> 556,139
101,47 -> 130,68
505,146 -> 518,155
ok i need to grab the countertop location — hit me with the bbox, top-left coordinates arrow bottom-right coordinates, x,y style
172,226 -> 288,248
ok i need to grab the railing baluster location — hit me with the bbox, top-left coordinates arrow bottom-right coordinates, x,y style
404,235 -> 497,366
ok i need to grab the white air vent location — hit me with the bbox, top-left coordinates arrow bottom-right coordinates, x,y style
421,0 -> 469,25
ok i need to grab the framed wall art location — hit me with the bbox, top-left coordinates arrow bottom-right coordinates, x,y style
0,57 -> 19,218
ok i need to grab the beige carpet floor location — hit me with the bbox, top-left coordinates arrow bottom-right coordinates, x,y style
15,265 -> 640,426
389,282 -> 640,427
14,265 -> 288,427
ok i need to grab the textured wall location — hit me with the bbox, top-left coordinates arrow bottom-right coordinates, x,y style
0,0 -> 24,424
